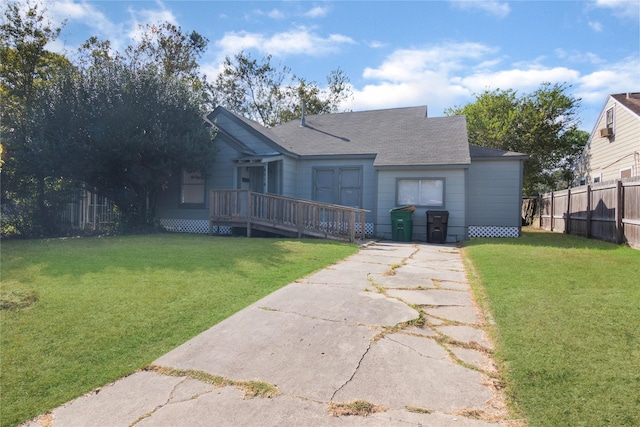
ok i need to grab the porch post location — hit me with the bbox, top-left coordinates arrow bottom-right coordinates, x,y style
263,163 -> 268,193
348,211 -> 356,242
246,191 -> 252,238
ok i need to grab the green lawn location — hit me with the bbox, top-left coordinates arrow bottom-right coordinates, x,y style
0,234 -> 357,427
464,229 -> 640,426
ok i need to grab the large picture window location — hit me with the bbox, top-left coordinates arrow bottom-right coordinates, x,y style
181,170 -> 205,205
397,178 -> 444,207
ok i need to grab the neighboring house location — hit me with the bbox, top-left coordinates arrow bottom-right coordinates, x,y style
574,92 -> 640,185
156,105 -> 527,241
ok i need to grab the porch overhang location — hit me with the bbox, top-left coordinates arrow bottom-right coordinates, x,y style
231,154 -> 284,165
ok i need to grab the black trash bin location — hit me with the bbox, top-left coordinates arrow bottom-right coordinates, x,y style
426,210 -> 449,244
390,206 -> 415,241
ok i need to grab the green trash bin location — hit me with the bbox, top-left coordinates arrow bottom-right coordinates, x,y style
390,206 -> 415,241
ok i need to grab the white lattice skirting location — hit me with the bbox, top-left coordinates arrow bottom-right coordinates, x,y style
469,225 -> 521,238
159,218 -> 374,237
159,219 -> 232,235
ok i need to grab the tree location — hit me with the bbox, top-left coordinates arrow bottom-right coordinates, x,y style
45,24 -> 217,232
445,83 -> 588,195
125,22 -> 208,82
0,0 -> 74,237
37,63 -> 216,231
2,6 -> 216,236
213,51 -> 352,127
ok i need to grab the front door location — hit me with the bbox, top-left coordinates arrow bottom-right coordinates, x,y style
249,166 -> 265,193
236,160 -> 282,194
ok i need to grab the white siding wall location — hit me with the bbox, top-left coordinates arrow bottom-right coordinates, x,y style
467,159 -> 523,227
376,169 -> 467,242
576,97 -> 640,183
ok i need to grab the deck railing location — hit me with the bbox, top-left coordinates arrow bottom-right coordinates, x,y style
209,189 -> 369,242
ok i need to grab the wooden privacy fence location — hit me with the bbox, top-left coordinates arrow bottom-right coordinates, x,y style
537,178 -> 640,247
209,189 -> 369,242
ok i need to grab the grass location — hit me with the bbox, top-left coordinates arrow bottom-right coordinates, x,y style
0,234 -> 357,427
464,228 -> 640,426
327,400 -> 388,417
145,365 -> 281,399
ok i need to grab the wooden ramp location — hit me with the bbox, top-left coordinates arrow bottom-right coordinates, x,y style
209,190 -> 369,242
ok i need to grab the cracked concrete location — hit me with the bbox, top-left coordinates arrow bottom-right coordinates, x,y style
23,241 -> 510,427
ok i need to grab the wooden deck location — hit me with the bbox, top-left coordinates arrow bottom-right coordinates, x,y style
209,190 -> 369,242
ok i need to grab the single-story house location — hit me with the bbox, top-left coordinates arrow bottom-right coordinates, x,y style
156,105 -> 527,241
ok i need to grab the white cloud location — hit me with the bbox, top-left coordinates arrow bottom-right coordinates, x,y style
343,42 -> 499,114
305,6 -> 329,18
457,67 -> 581,94
43,0 -> 127,51
127,5 -> 177,43
252,8 -> 286,19
366,40 -> 387,49
594,0 -> 640,18
342,42 -> 638,130
362,43 -> 498,82
215,27 -> 355,59
577,55 -> 640,98
42,0 -> 177,53
449,0 -> 510,18
555,49 -> 604,65
588,21 -> 603,32
268,9 -> 286,19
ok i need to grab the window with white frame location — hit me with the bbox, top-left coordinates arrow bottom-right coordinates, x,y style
620,167 -> 632,179
397,178 -> 444,207
606,106 -> 615,129
181,170 -> 205,205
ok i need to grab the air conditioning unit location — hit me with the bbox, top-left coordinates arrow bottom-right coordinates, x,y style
600,127 -> 613,137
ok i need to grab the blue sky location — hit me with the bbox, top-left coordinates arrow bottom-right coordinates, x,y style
32,0 -> 640,131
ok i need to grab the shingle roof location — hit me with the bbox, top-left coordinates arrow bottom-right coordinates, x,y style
269,106 -> 471,167
212,105 -> 525,167
469,145 -> 527,159
611,92 -> 640,117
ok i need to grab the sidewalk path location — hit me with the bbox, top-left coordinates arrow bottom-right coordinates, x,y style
25,241 -> 511,426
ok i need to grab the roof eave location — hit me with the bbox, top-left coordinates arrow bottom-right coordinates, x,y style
208,107 -> 298,157
374,163 -> 471,171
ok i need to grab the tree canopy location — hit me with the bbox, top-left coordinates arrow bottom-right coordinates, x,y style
1,0 -> 73,236
1,1 -> 215,236
212,51 -> 352,127
445,83 -> 588,195
37,63 -> 216,231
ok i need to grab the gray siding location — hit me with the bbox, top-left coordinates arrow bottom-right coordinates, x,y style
294,158 -> 377,223
281,156 -> 299,197
376,169 -> 467,242
467,159 -> 523,227
156,139 -> 239,221
215,114 -> 278,155
209,140 -> 239,190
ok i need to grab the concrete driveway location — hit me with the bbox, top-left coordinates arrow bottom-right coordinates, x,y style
24,241 -> 512,426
